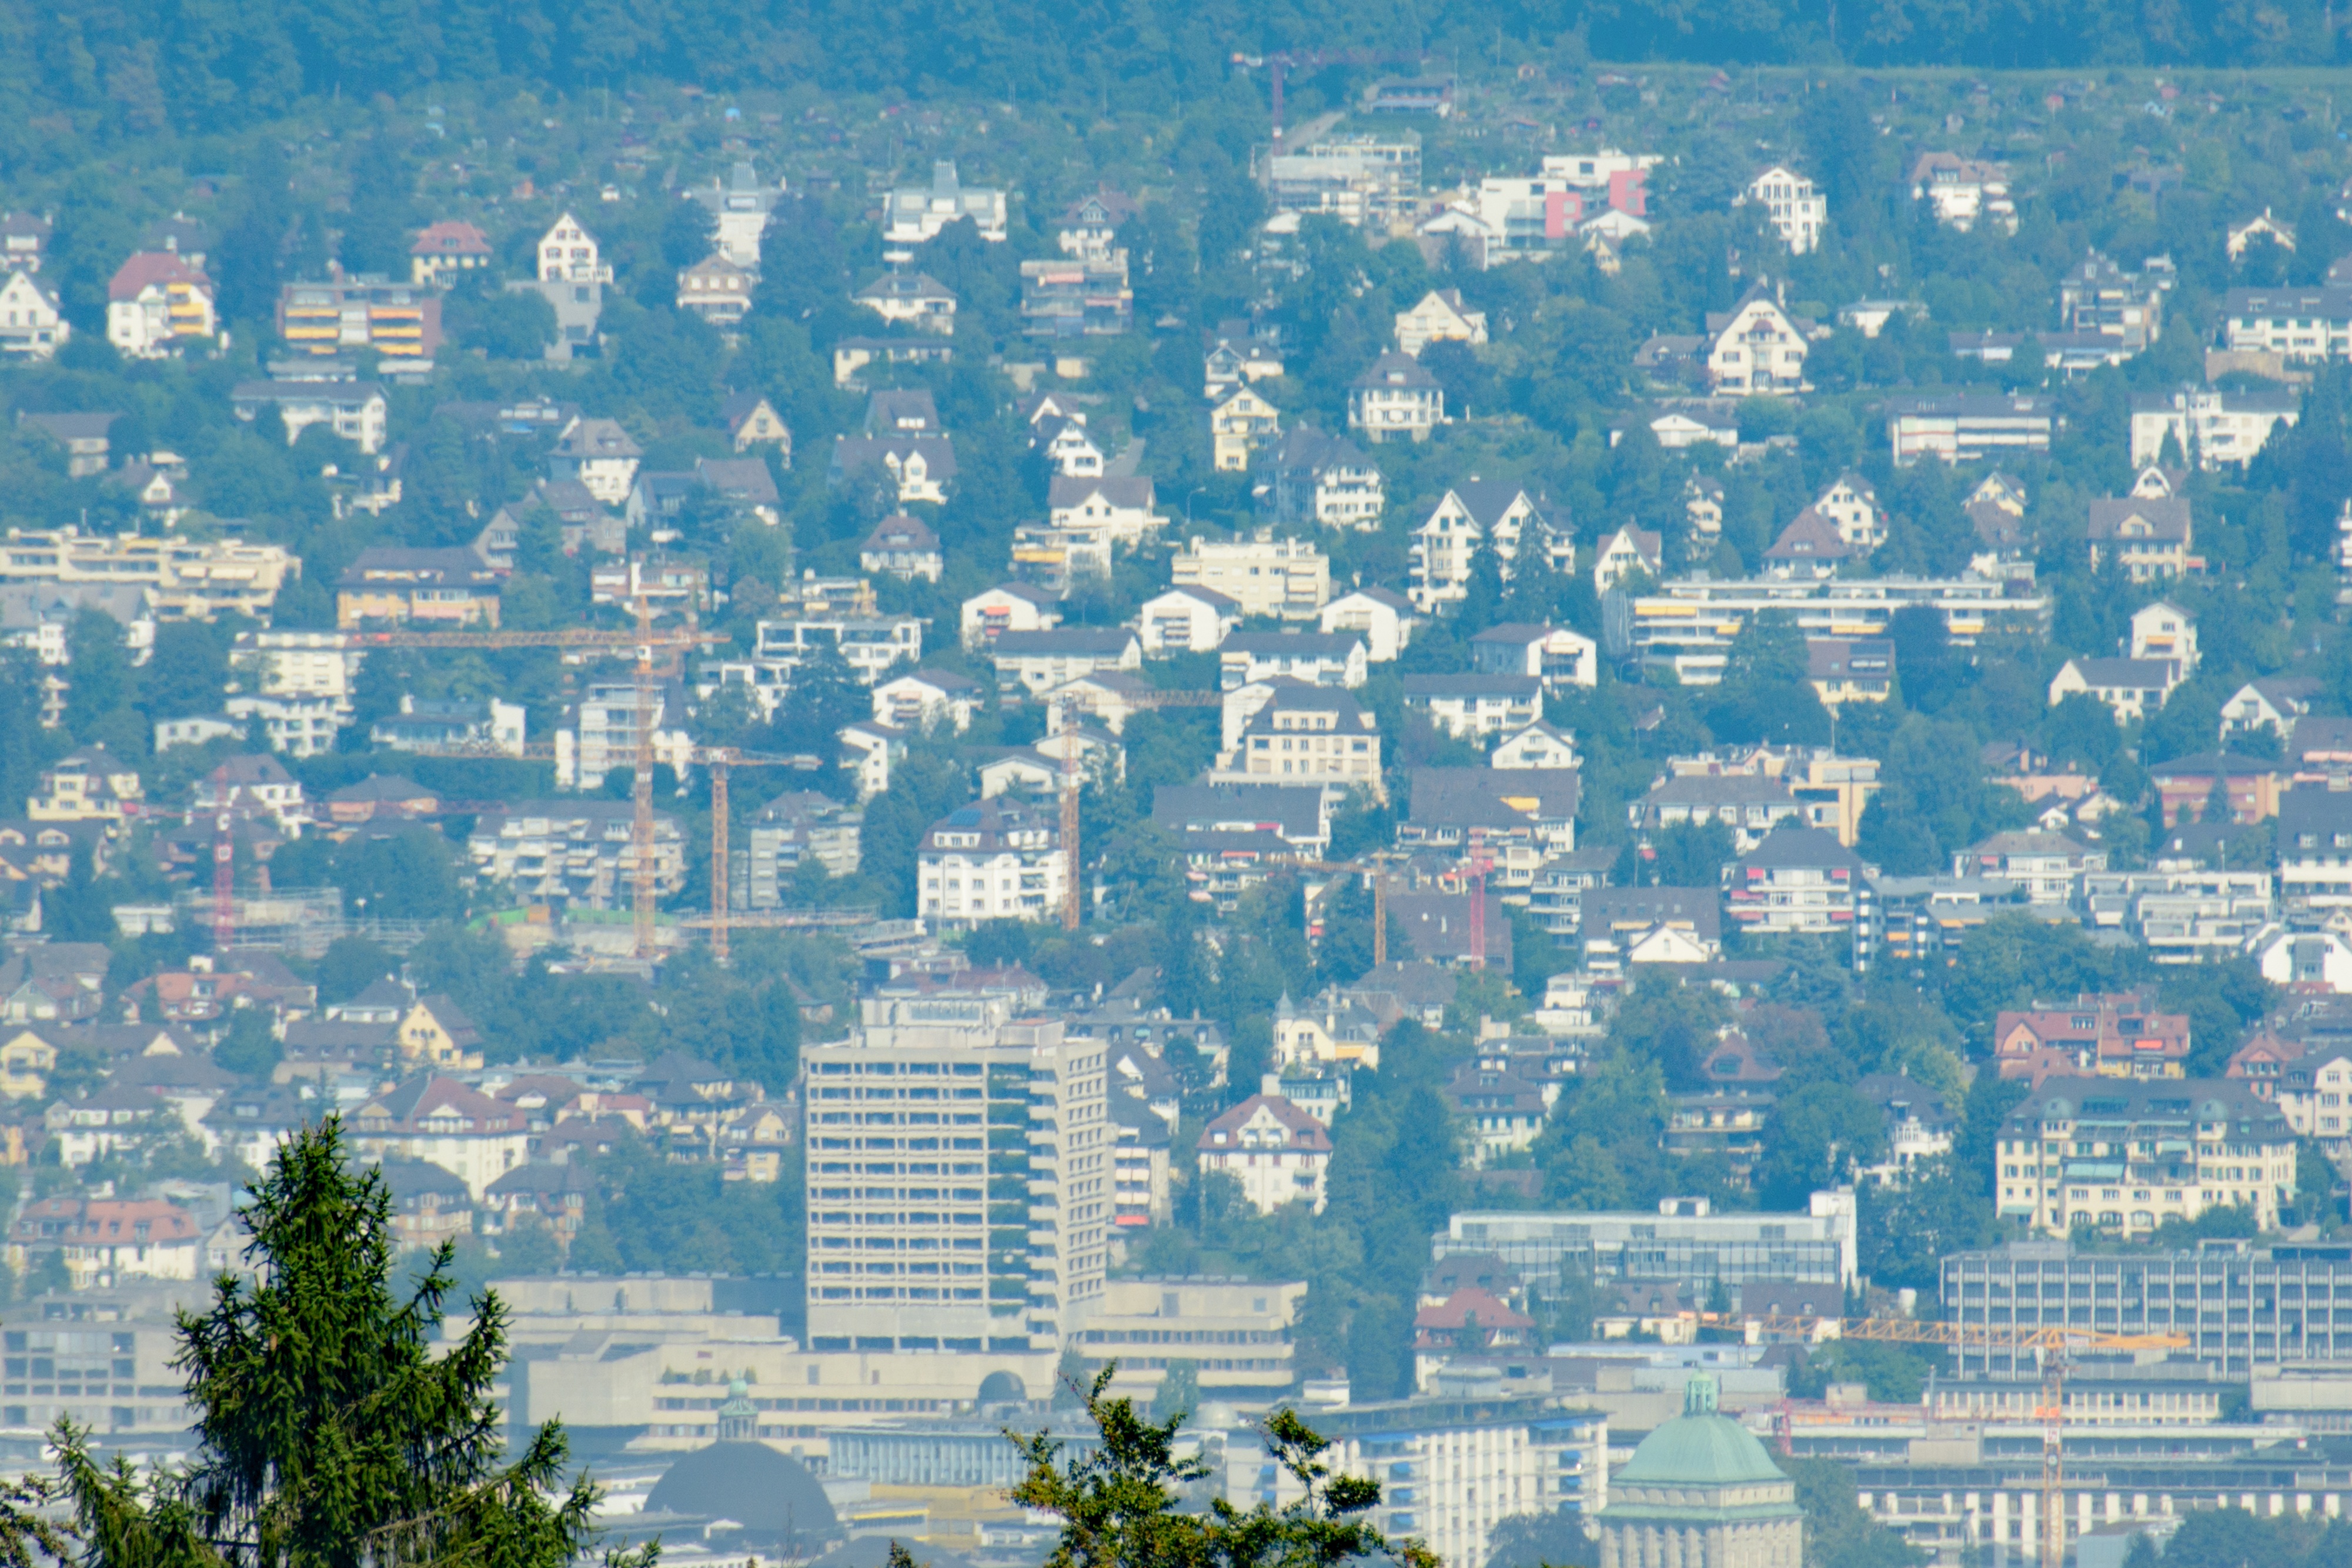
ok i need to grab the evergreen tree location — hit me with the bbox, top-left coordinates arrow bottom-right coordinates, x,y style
50,1119 -> 648,1568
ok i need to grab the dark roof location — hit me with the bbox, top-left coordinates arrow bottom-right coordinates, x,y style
1406,768 -> 1581,828
645,1444 -> 837,1541
375,1159 -> 472,1202
1222,631 -> 1362,658
1450,480 -> 1545,530
2146,752 -> 2284,780
1401,674 -> 1542,699
1734,827 -> 1867,872
2086,496 -> 2191,543
2281,785 -> 2352,837
1584,887 -> 1722,942
991,628 -> 1140,658
1154,784 -> 1325,842
1048,475 -> 1156,510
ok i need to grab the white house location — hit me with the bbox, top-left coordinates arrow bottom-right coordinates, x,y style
1707,286 -> 1813,394
1394,289 -> 1488,357
854,273 -> 957,334
1319,587 -> 1419,662
1348,352 -> 1446,443
871,669 -> 983,734
1407,483 -> 1571,614
1492,720 -> 1581,770
1195,1094 -> 1332,1215
2229,208 -> 2297,260
1739,165 -> 1828,254
1138,585 -> 1242,655
2129,386 -> 2300,471
1592,525 -> 1662,594
537,214 -> 612,283
1269,426 -> 1384,529
961,582 -> 1062,648
993,628 -> 1144,698
1469,624 -> 1597,690
1220,631 -> 1368,692
883,161 -> 1008,261
1810,473 -> 1886,550
229,382 -> 389,454
860,514 -> 944,583
2049,657 -> 2183,724
2250,925 -> 2352,993
1048,476 -> 1164,547
1908,153 -> 2016,233
916,798 -> 1065,927
0,271 -> 68,362
1170,533 -> 1331,620
549,417 -> 643,504
1211,385 -> 1283,473
2220,676 -> 2320,741
2130,600 -> 2198,671
107,253 -> 216,358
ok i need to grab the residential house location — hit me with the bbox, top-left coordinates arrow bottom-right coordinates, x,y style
1020,255 -> 1132,337
1138,585 -> 1242,655
2278,786 -> 2352,915
1057,188 -> 1139,260
960,581 -> 1062,648
536,214 -> 612,283
1705,285 -> 1813,394
676,252 -> 754,326
1170,533 -> 1331,619
2131,600 -> 2199,671
1347,352 -> 1446,443
1468,624 -> 1596,690
2146,753 -> 2286,827
377,1160 -> 476,1250
853,272 -> 957,333
1581,887 -> 1723,972
1220,631 -> 1368,691
1396,767 -> 1581,888
0,212 -> 49,274
860,514 -> 944,583
1401,674 -> 1542,739
1762,511 -> 1850,579
409,220 -> 493,287
1395,289 -> 1488,356
1231,687 -> 1384,793
350,1077 -> 529,1198
1211,385 -> 1283,473
1739,166 -> 1828,253
721,391 -> 791,456
547,417 -> 643,504
1722,828 -> 1875,948
916,798 -> 1067,927
2229,209 -> 2297,259
2059,249 -> 2172,350
106,254 -> 216,357
991,628 -> 1144,700
1273,991 -> 1385,1071
0,272 -> 67,362
1268,426 -> 1384,529
1685,474 -> 1725,537
19,412 -> 114,476
1492,720 -> 1580,771
1319,587 -> 1419,662
230,382 -> 388,453
2221,676 -> 2321,742
2047,657 -> 2183,724
871,669 -> 982,734
1908,153 -> 2017,233
1438,1058 -> 1551,1171
367,694 -> 524,757
882,161 -> 1007,260
2130,387 -> 2300,471
1956,830 -> 2107,907
1202,322 -> 1285,397
26,748 -> 143,825
1810,473 -> 1885,550
1592,524 -> 1662,593
1408,482 -> 1571,614
335,547 -> 502,628
1807,639 -> 1895,707
1033,415 -> 1104,477
1196,1095 -> 1332,1214
828,434 -> 956,505
1628,774 -> 1800,853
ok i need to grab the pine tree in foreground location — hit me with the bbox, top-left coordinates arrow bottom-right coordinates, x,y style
45,1116 -> 656,1568
1008,1365 -> 1438,1568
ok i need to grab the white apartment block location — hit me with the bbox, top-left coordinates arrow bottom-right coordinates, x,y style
883,161 -> 1008,261
1319,1399 -> 1609,1568
2221,283 -> 2352,363
1908,153 -> 2017,233
2128,386 -> 2300,470
1170,534 -> 1331,620
917,798 -> 1068,927
1740,165 -> 1828,254
752,616 -> 924,684
466,801 -> 687,910
1632,576 -> 2052,686
804,992 -> 1108,1355
232,630 -> 360,706
1266,136 -> 1422,229
0,528 -> 295,620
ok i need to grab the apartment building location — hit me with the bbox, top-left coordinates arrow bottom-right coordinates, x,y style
2278,785 -> 2352,915
2086,496 -> 2193,580
1266,135 -> 1422,229
1739,165 -> 1827,253
0,528 -> 295,620
1992,991 -> 2192,1084
1315,1396 -> 1607,1568
750,615 -> 924,685
1197,1094 -> 1331,1214
1073,1278 -> 1305,1408
2129,386 -> 2300,470
409,219 -> 493,286
803,992 -> 1106,1355
2221,283 -> 2352,362
1019,255 -> 1132,337
1268,426 -> 1384,529
466,802 -> 687,910
1722,828 -> 1875,948
1705,287 -> 1812,395
1230,686 -> 1383,792
1211,385 -> 1284,473
276,275 -> 443,360
1408,483 -> 1572,614
1885,393 -> 2057,465
1433,1195 -> 1859,1292
882,161 -> 1008,261
230,380 -> 389,454
553,679 -> 694,789
334,547 -> 502,629
1348,351 -> 1446,442
1955,829 -> 2107,907
106,253 -> 215,357
1629,575 -> 2050,686
2059,249 -> 2171,349
1170,533 -> 1331,619
1908,152 -> 2017,233
916,799 -> 1068,927
1992,1079 -> 2293,1238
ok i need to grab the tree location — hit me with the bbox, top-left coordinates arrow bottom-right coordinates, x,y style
1484,1511 -> 1597,1568
50,1119 -> 644,1568
1010,1366 -> 1436,1568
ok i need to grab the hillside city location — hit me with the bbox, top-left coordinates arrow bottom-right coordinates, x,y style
12,41 -> 2352,1568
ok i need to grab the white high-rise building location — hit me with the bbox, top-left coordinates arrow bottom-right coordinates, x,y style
803,993 -> 1110,1355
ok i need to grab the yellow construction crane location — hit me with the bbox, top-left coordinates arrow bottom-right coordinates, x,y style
352,604 -> 721,959
1046,687 -> 1220,932
696,745 -> 824,961
1703,1313 -> 2188,1568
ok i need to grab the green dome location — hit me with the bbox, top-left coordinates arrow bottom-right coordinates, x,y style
1614,1375 -> 1790,1488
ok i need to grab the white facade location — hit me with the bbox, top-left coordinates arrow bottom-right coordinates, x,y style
537,214 -> 612,283
1138,586 -> 1241,654
1740,165 -> 1828,253
883,162 -> 1008,261
1708,295 -> 1810,395
2129,387 -> 2300,471
1196,1095 -> 1330,1215
916,799 -> 1068,927
1395,289 -> 1488,356
1909,153 -> 2016,234
0,272 -> 66,361
1170,535 -> 1331,620
1319,589 -> 1418,662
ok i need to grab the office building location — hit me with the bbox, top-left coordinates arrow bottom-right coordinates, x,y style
1432,1193 -> 1858,1296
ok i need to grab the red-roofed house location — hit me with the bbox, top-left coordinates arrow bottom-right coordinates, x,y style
1993,991 -> 2191,1085
106,253 -> 216,357
410,220 -> 495,287
60,1199 -> 201,1286
351,1076 -> 529,1197
1412,1285 -> 1535,1388
2227,1031 -> 2303,1101
1196,1094 -> 1332,1215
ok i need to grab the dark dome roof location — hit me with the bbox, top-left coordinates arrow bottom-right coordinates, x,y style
645,1442 -> 837,1541
977,1370 -> 1028,1403
808,1539 -> 976,1568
